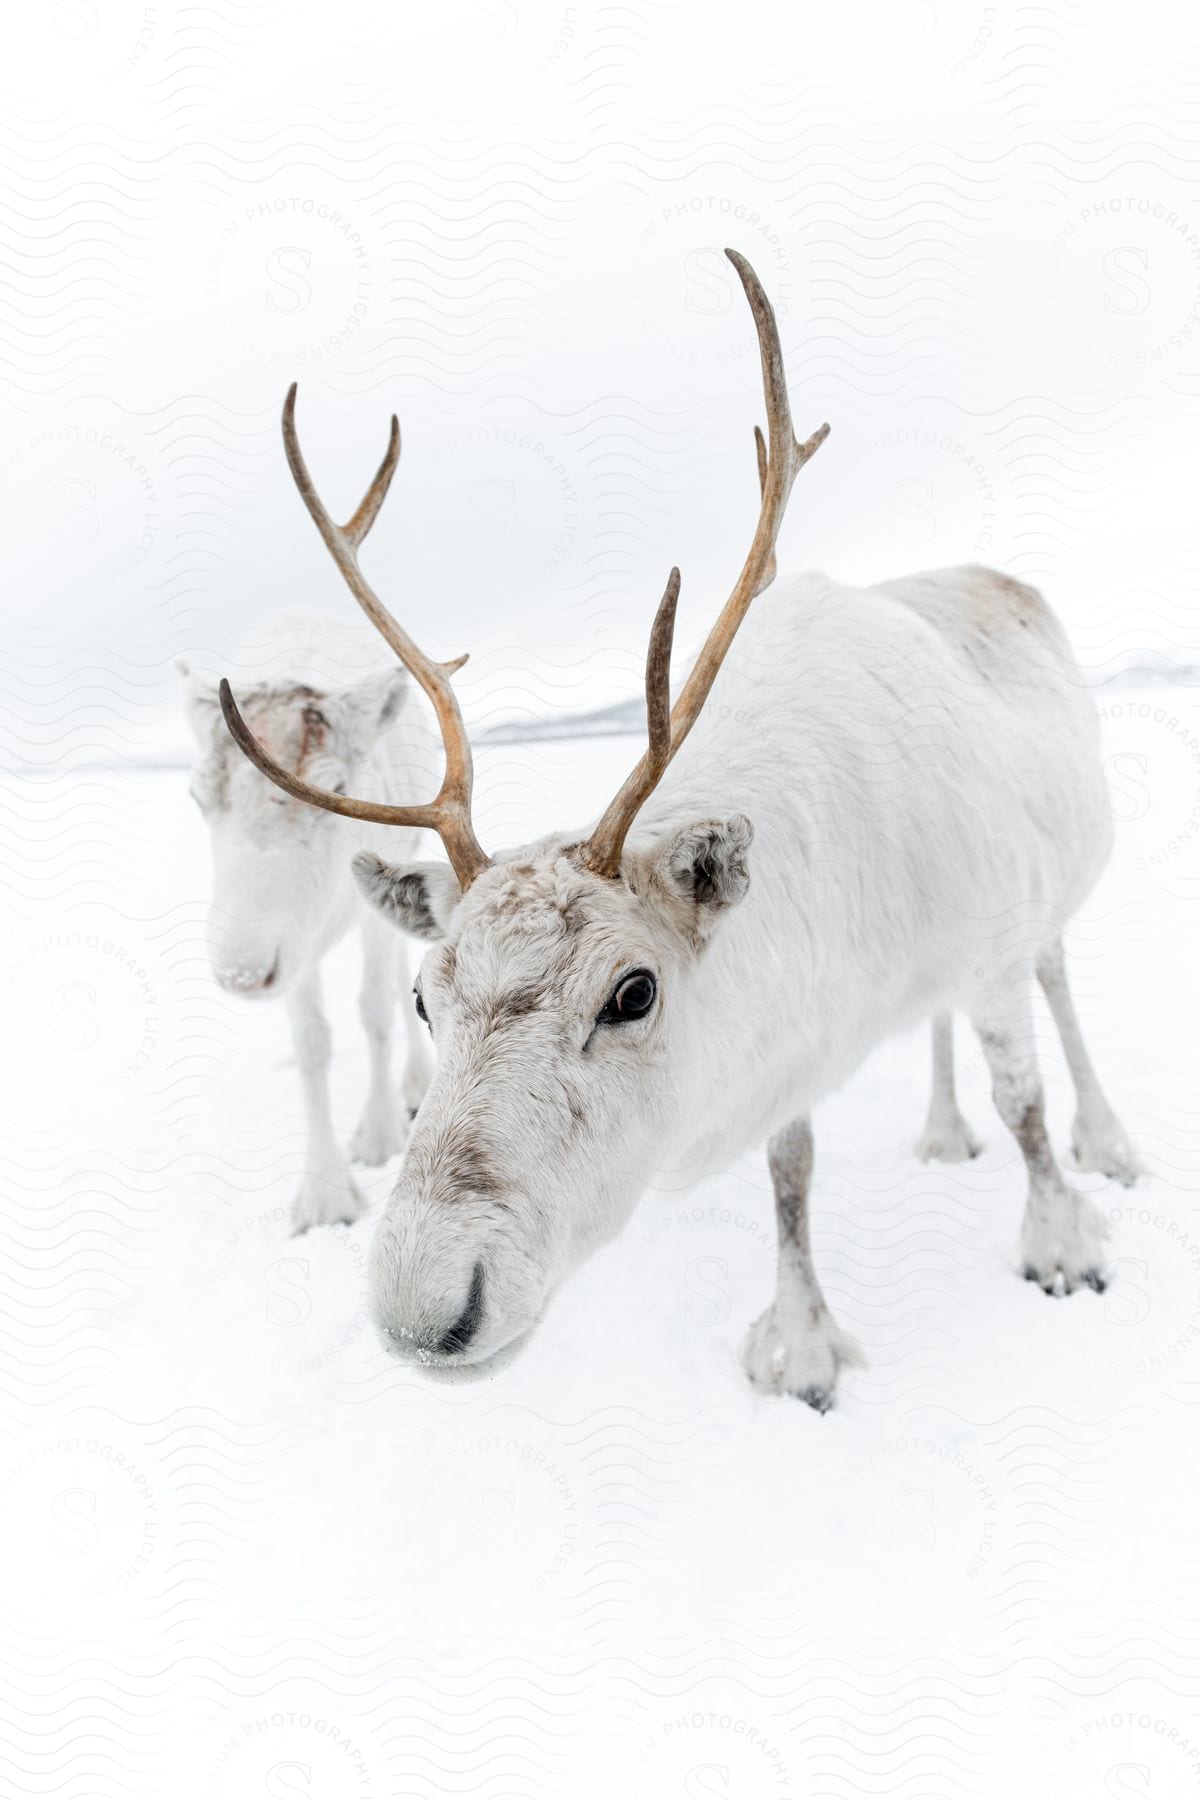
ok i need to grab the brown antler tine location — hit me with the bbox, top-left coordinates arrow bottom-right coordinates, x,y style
581,251 -> 829,879
753,424 -> 768,500
280,385 -> 464,681
752,425 -> 776,593
645,566 -> 680,775
583,569 -> 681,878
281,382 -> 338,558
280,383 -> 399,548
344,413 -> 401,546
660,249 -> 828,753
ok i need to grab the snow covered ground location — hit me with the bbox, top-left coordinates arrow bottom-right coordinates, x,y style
3,703 -> 1198,1798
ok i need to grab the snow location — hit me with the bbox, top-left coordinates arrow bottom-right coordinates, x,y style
3,710 -> 1197,1799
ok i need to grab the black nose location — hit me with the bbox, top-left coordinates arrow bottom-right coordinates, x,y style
436,1262 -> 485,1356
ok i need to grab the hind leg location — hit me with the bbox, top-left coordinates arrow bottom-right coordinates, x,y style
1036,938 -> 1138,1185
971,982 -> 1108,1297
915,1011 -> 982,1163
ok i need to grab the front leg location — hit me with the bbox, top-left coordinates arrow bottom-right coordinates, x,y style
289,972 -> 364,1232
350,914 -> 428,1165
743,1115 -> 863,1412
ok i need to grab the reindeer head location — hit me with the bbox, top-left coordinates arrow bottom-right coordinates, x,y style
348,815 -> 756,1362
219,250 -> 828,1365
181,664 -> 407,997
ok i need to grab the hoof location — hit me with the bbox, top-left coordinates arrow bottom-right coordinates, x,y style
915,1114 -> 983,1164
291,1167 -> 365,1234
1019,1193 -> 1109,1297
1022,1261 -> 1109,1298
1071,1130 -> 1140,1188
743,1303 -> 862,1405
350,1106 -> 410,1167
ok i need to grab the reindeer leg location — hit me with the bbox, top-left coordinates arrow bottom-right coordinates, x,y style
743,1114 -> 863,1412
1036,938 -> 1138,1185
351,912 -> 418,1165
290,970 -> 364,1232
971,981 -> 1108,1296
915,1011 -> 982,1163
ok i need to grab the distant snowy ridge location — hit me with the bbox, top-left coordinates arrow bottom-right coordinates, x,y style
9,661 -> 1198,778
478,659 -> 1200,745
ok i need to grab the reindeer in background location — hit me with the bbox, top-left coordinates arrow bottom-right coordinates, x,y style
220,251 -> 1137,1408
181,635 -> 433,1233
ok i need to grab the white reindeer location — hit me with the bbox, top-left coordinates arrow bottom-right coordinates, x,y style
219,254 -> 1137,1407
180,652 -> 433,1233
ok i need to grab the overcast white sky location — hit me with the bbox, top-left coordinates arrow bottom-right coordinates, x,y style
3,0 -> 1199,763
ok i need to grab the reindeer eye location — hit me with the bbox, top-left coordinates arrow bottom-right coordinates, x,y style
599,969 -> 657,1025
414,987 -> 429,1027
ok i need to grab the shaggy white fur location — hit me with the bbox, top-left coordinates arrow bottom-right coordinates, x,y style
355,563 -> 1136,1404
181,663 -> 435,1231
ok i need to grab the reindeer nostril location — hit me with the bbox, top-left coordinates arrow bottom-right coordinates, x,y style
216,955 -> 280,996
436,1261 -> 485,1356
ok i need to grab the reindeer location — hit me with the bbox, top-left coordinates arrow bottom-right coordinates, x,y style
218,250 -> 1138,1407
180,649 -> 433,1233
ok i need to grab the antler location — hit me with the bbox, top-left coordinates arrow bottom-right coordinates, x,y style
219,384 -> 491,890
220,254 -> 823,892
582,249 -> 829,879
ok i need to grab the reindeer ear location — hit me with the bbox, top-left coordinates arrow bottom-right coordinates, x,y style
176,658 -> 222,746
647,815 -> 754,927
352,852 -> 460,943
344,669 -> 408,745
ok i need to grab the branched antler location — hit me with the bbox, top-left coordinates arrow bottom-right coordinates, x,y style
581,250 -> 829,878
220,384 -> 490,890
